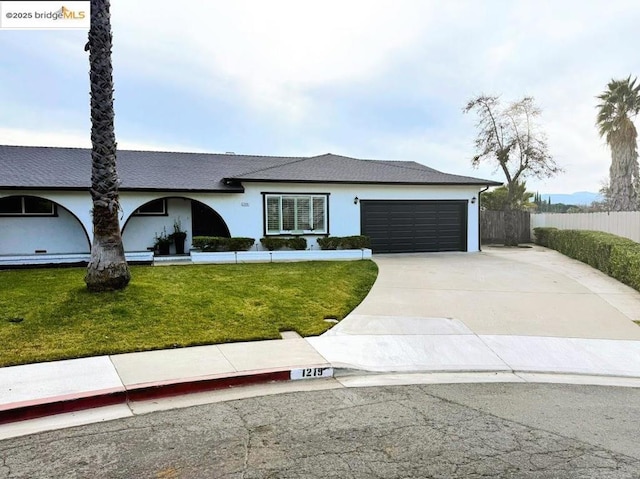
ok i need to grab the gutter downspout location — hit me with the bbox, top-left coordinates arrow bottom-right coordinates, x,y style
478,185 -> 490,252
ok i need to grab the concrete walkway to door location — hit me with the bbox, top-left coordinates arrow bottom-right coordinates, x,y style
308,245 -> 640,378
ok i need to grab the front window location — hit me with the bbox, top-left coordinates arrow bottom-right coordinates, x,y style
0,196 -> 56,216
265,194 -> 327,234
133,199 -> 167,216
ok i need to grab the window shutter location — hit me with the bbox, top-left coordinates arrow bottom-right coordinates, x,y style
296,197 -> 311,230
312,197 -> 325,232
282,197 -> 296,231
266,196 -> 281,233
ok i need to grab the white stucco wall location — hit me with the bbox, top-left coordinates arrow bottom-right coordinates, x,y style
0,191 -> 91,255
121,197 -> 194,253
1,183 -> 482,256
226,182 -> 481,252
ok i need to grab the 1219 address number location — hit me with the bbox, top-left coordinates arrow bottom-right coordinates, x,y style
290,367 -> 334,380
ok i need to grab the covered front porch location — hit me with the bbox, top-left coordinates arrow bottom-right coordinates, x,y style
121,197 -> 230,256
0,194 -> 232,267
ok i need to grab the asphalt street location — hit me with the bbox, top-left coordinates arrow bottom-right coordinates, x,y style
1,382 -> 639,478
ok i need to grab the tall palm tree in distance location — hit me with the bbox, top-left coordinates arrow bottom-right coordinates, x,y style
596,76 -> 640,211
84,0 -> 130,291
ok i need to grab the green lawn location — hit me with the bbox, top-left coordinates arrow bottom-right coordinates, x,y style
0,261 -> 378,367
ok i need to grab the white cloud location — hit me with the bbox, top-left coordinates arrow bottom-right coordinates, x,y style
0,127 -> 205,152
111,0 -> 437,121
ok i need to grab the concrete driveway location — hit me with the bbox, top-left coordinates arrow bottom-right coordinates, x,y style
308,245 -> 640,376
329,245 -> 640,340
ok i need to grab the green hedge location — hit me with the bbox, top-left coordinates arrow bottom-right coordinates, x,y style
259,237 -> 308,251
192,236 -> 255,252
533,227 -> 640,292
531,227 -> 558,247
316,237 -> 339,250
317,235 -> 371,250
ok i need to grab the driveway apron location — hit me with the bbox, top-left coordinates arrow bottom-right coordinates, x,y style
332,246 -> 640,340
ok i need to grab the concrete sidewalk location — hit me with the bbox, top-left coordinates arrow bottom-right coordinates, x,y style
0,333 -> 332,436
310,320 -> 640,376
2,329 -> 640,439
2,246 -> 640,438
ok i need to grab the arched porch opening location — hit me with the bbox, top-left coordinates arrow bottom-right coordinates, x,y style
0,195 -> 91,255
190,200 -> 230,237
121,197 -> 230,255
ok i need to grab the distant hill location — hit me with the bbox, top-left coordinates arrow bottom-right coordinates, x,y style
540,192 -> 602,206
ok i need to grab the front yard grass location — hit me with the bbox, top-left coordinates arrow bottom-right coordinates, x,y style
0,260 -> 378,367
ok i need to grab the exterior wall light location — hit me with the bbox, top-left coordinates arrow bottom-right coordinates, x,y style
354,196 -> 359,205
471,196 -> 477,204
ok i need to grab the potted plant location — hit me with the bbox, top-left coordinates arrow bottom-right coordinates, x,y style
169,218 -> 187,255
154,228 -> 172,256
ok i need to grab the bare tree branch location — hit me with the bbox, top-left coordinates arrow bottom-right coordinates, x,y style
464,94 -> 562,245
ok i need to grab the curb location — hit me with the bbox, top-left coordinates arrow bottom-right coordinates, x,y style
0,370 -> 293,425
3,366 -> 639,426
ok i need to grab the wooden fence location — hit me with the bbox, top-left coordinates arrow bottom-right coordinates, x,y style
481,210 -> 531,244
531,212 -> 640,243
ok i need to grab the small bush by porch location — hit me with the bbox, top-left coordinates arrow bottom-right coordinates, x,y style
0,261 -> 378,367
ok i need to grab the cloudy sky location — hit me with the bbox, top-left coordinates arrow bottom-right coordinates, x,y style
1,0 -> 639,193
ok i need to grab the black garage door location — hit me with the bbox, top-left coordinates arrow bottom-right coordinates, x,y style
360,200 -> 467,253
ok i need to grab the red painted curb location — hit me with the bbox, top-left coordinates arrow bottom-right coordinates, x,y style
0,370 -> 292,425
0,390 -> 126,425
126,370 -> 291,402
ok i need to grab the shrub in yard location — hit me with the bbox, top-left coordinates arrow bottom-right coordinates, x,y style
226,237 -> 256,252
193,236 -> 255,252
192,236 -> 224,251
287,237 -> 307,250
317,236 -> 340,250
317,235 -> 371,250
260,237 -> 308,251
260,237 -> 287,251
339,235 -> 371,249
532,227 -> 558,247
535,228 -> 640,292
609,242 -> 640,292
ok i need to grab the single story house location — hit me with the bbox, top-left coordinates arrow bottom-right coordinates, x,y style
0,145 -> 500,264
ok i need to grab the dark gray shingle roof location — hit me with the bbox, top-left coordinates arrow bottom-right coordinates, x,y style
0,145 -> 500,191
232,153 -> 497,185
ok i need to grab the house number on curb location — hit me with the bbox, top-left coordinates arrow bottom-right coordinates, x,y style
290,367 -> 334,380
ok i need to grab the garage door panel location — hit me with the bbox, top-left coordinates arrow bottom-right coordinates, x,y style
361,200 -> 467,253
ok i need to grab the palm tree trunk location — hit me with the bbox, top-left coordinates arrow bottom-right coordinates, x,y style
84,0 -> 130,291
609,126 -> 638,211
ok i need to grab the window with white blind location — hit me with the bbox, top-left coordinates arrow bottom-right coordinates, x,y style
264,194 -> 328,235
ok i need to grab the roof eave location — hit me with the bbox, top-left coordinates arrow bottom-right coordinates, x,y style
0,186 -> 246,193
0,186 -> 88,191
228,178 -> 502,187
119,186 -> 245,193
